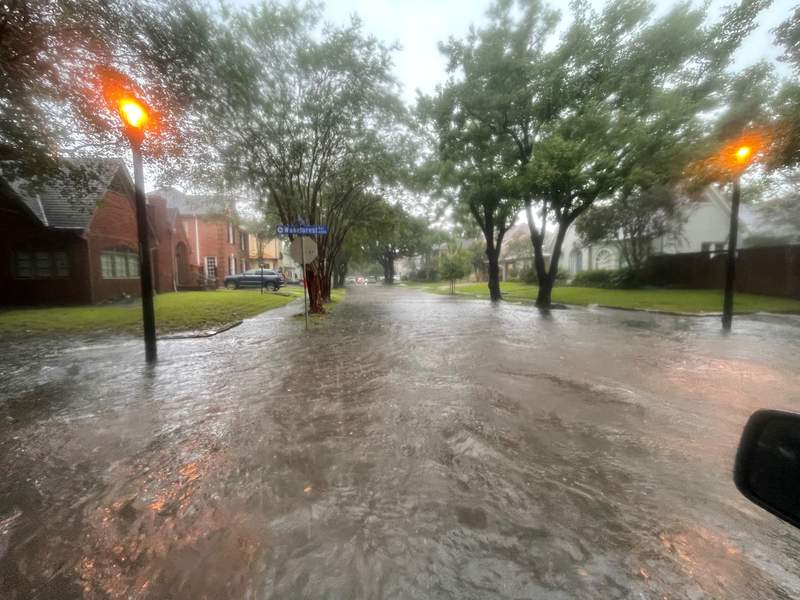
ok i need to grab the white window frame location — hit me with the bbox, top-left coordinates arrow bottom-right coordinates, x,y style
101,253 -> 114,278
228,222 -> 235,244
205,256 -> 217,280
595,248 -> 615,270
100,249 -> 140,279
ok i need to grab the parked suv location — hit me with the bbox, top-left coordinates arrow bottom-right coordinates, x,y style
224,269 -> 284,291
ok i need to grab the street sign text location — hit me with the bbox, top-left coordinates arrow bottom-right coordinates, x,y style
276,224 -> 328,236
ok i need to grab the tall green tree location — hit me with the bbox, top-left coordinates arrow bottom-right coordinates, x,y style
431,0 -> 767,307
770,5 -> 800,169
349,200 -> 429,284
178,4 -> 406,312
419,91 -> 520,300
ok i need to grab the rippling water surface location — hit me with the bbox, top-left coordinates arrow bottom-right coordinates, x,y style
2,286 -> 800,599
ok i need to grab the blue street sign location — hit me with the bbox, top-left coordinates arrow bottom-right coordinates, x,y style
276,224 -> 329,236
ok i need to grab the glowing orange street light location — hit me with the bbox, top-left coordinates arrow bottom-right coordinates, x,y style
117,94 -> 157,362
734,145 -> 752,164
119,98 -> 149,130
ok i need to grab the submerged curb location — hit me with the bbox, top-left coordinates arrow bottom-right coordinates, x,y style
160,320 -> 243,340
591,304 -> 729,317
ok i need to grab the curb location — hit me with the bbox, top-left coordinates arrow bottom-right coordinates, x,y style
591,304 -> 729,317
160,320 -> 243,340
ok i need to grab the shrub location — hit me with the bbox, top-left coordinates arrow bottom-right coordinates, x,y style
409,267 -> 440,282
571,269 -> 626,288
517,265 -> 538,284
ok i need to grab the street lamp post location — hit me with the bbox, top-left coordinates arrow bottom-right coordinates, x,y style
118,98 -> 157,362
721,145 -> 752,332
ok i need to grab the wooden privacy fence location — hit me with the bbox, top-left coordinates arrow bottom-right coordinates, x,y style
646,245 -> 800,299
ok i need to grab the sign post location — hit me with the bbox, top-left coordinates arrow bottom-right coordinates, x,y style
281,225 -> 325,331
301,236 -> 308,330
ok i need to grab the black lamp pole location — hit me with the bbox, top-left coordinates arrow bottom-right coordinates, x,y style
721,176 -> 741,332
126,127 -> 157,361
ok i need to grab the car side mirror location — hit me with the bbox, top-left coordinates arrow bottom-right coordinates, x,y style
735,409 -> 800,529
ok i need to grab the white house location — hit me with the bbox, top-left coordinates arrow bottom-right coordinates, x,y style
556,186 -> 792,276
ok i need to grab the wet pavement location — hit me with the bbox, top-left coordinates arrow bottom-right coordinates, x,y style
2,285 -> 800,599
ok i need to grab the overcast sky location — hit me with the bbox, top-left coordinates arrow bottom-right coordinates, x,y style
319,0 -> 793,103
156,0 -> 794,194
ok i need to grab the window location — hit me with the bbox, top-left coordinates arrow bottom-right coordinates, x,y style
101,253 -> 114,278
229,255 -> 236,275
14,250 -> 70,279
206,256 -> 217,280
595,249 -> 615,270
54,251 -> 69,277
228,222 -> 235,244
240,232 -> 246,251
114,253 -> 127,277
127,254 -> 140,277
35,251 -> 51,277
100,249 -> 139,278
14,251 -> 32,278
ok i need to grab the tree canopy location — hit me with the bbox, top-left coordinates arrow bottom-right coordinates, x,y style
424,0 -> 768,307
346,200 -> 430,284
0,0 -> 202,185
163,3 -> 410,311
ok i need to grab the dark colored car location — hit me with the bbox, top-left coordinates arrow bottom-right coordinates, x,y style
224,269 -> 284,291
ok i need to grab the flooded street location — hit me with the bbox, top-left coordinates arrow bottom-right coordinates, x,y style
2,285 -> 800,599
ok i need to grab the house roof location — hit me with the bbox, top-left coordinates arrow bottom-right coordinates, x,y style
705,185 -> 800,240
149,187 -> 234,217
0,158 -> 132,230
499,222 -> 557,260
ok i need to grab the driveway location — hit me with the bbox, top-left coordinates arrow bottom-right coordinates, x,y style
2,285 -> 800,599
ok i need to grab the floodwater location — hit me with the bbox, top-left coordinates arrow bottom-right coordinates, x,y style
2,286 -> 800,599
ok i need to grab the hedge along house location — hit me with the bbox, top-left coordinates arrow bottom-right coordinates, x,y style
0,159 -> 195,305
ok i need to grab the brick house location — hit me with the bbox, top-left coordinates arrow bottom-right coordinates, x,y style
146,195 -> 199,292
148,188 -> 248,286
0,159 -> 196,305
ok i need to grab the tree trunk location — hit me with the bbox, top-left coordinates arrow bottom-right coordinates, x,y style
525,200 -> 549,289
535,281 -> 552,307
383,257 -> 395,284
306,264 -> 325,313
487,248 -> 501,301
334,263 -> 346,288
536,219 -> 569,308
320,261 -> 333,303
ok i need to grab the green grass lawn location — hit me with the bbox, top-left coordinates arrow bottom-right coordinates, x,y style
0,289 -> 301,335
292,288 -> 347,324
416,281 -> 800,314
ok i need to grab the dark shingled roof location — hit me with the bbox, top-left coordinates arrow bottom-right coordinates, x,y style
148,187 -> 232,217
1,159 -> 131,230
